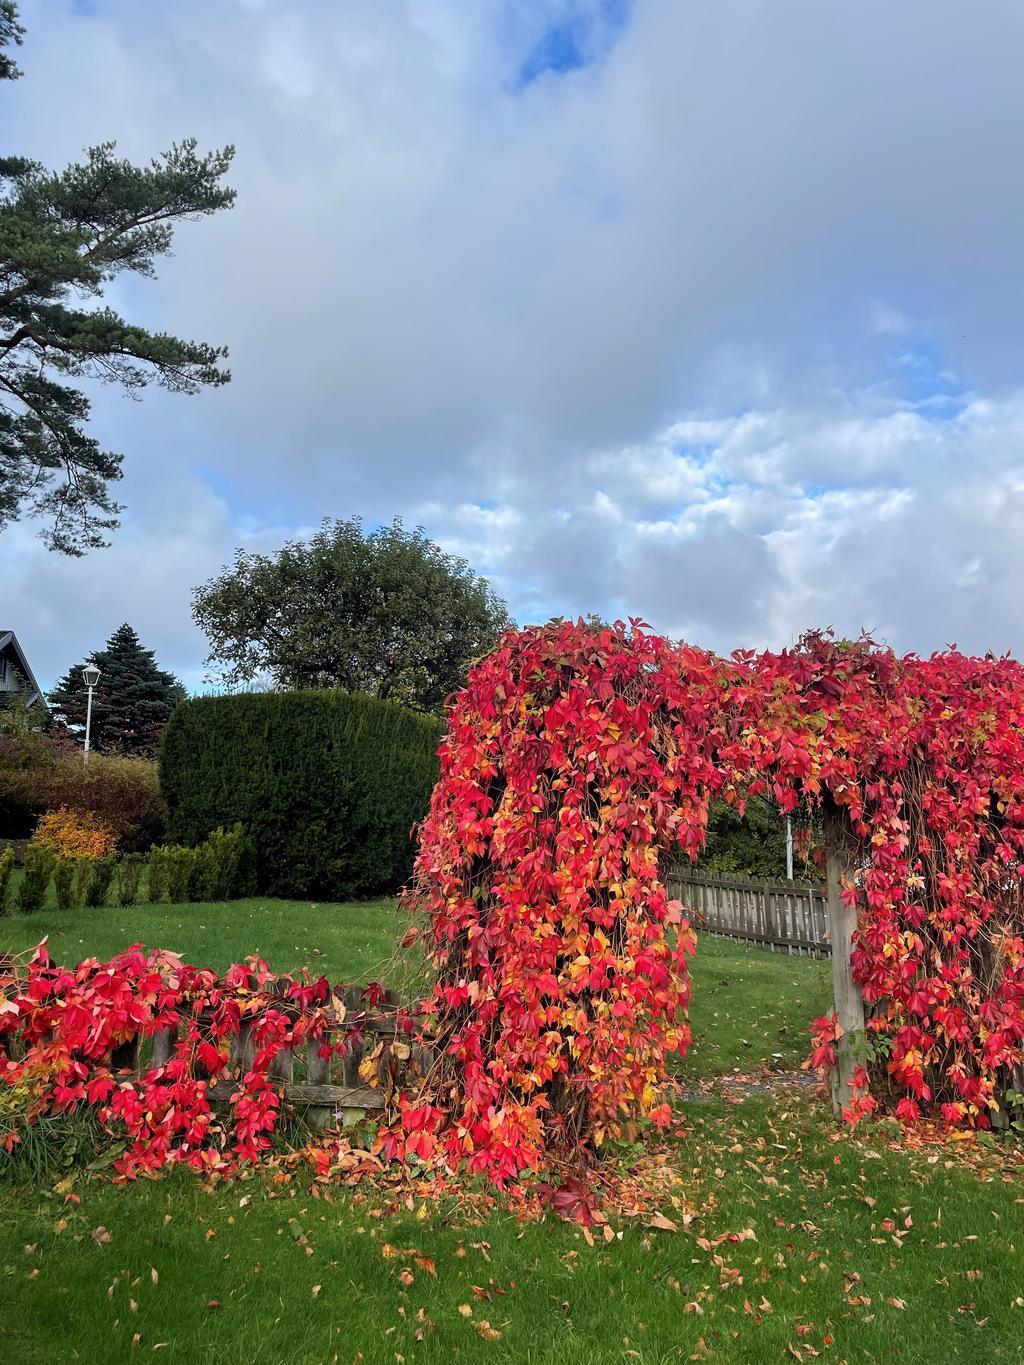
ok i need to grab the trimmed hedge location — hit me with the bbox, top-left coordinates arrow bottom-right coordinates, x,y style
159,691 -> 444,900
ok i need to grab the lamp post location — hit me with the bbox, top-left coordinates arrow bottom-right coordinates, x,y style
82,663 -> 101,761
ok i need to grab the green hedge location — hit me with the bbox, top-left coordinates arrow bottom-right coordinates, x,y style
159,691 -> 443,900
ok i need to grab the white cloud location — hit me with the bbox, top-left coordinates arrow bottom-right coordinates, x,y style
418,390 -> 1024,657
5,1 -> 1024,684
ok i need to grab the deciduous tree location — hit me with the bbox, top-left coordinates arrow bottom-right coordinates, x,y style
192,516 -> 513,713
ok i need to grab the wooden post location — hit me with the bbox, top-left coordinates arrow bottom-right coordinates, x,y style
303,1024 -> 334,1129
824,801 -> 865,1114
230,1019 -> 256,1076
151,1025 -> 177,1068
269,1044 -> 294,1083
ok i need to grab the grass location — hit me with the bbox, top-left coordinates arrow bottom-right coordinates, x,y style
686,936 -> 832,1078
3,1095 -> 1022,1364
1,900 -> 1020,1363
0,896 -> 406,986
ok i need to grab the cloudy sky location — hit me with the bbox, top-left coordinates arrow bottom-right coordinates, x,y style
5,0 -> 1024,690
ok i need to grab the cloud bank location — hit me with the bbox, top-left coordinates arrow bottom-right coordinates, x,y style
4,0 -> 1024,686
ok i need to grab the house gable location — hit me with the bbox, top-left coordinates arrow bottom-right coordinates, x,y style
0,631 -> 46,708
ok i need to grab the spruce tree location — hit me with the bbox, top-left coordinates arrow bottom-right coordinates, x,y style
49,623 -> 183,756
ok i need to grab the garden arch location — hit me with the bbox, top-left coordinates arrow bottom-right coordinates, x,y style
395,621 -> 1024,1183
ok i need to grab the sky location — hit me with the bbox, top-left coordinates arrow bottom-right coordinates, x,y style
5,0 -> 1024,691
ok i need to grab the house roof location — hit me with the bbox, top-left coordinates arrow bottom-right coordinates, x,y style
0,630 -> 47,707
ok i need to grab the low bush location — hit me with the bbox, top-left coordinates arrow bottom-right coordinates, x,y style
73,858 -> 92,909
0,727 -> 76,839
85,855 -> 117,909
0,735 -> 164,851
32,807 -> 118,860
116,853 -> 144,907
144,827 -> 246,905
16,844 -> 55,914
160,691 -> 443,899
0,846 -> 13,915
192,823 -> 245,901
54,857 -> 76,911
165,846 -> 197,904
148,845 -> 169,903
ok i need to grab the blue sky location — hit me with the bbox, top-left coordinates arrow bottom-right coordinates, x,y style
5,0 -> 1024,690
515,0 -> 629,85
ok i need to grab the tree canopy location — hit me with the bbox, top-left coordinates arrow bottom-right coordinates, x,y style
0,2 -> 235,553
48,622 -> 183,756
192,516 -> 513,713
701,791 -> 792,878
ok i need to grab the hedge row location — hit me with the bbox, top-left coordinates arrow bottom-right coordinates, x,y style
160,691 -> 444,900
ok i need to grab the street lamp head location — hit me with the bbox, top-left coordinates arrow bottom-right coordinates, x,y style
82,663 -> 101,689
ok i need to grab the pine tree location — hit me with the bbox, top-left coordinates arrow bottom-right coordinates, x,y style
49,624 -> 184,756
1,3 -> 235,553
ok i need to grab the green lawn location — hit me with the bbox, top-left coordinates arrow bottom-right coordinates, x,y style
0,895 -> 406,987
1,900 -> 1020,1363
686,937 -> 832,1078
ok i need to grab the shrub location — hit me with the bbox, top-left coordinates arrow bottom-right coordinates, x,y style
165,846 -> 198,904
147,845 -> 169,903
16,844 -> 55,914
85,855 -> 118,908
32,807 -> 118,860
0,737 -> 164,851
117,853 -> 145,907
140,828 -> 245,906
0,727 -> 76,838
160,692 -> 443,900
1,945 -> 343,1179
73,858 -> 92,910
192,823 -> 245,901
54,857 -> 76,911
0,846 -> 14,916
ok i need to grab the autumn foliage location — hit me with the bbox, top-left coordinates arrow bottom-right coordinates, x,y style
397,621 -> 1024,1180
0,943 -> 383,1178
32,806 -> 118,860
4,620 -> 1024,1189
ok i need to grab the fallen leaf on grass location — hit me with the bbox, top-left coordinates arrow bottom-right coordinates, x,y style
649,1213 -> 678,1232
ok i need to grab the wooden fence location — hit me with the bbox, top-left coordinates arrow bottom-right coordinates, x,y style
106,986 -> 429,1128
665,866 -> 831,958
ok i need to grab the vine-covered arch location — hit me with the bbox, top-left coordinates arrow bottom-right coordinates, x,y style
395,620 -> 1024,1185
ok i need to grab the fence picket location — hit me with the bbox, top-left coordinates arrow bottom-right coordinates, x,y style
666,865 -> 830,957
